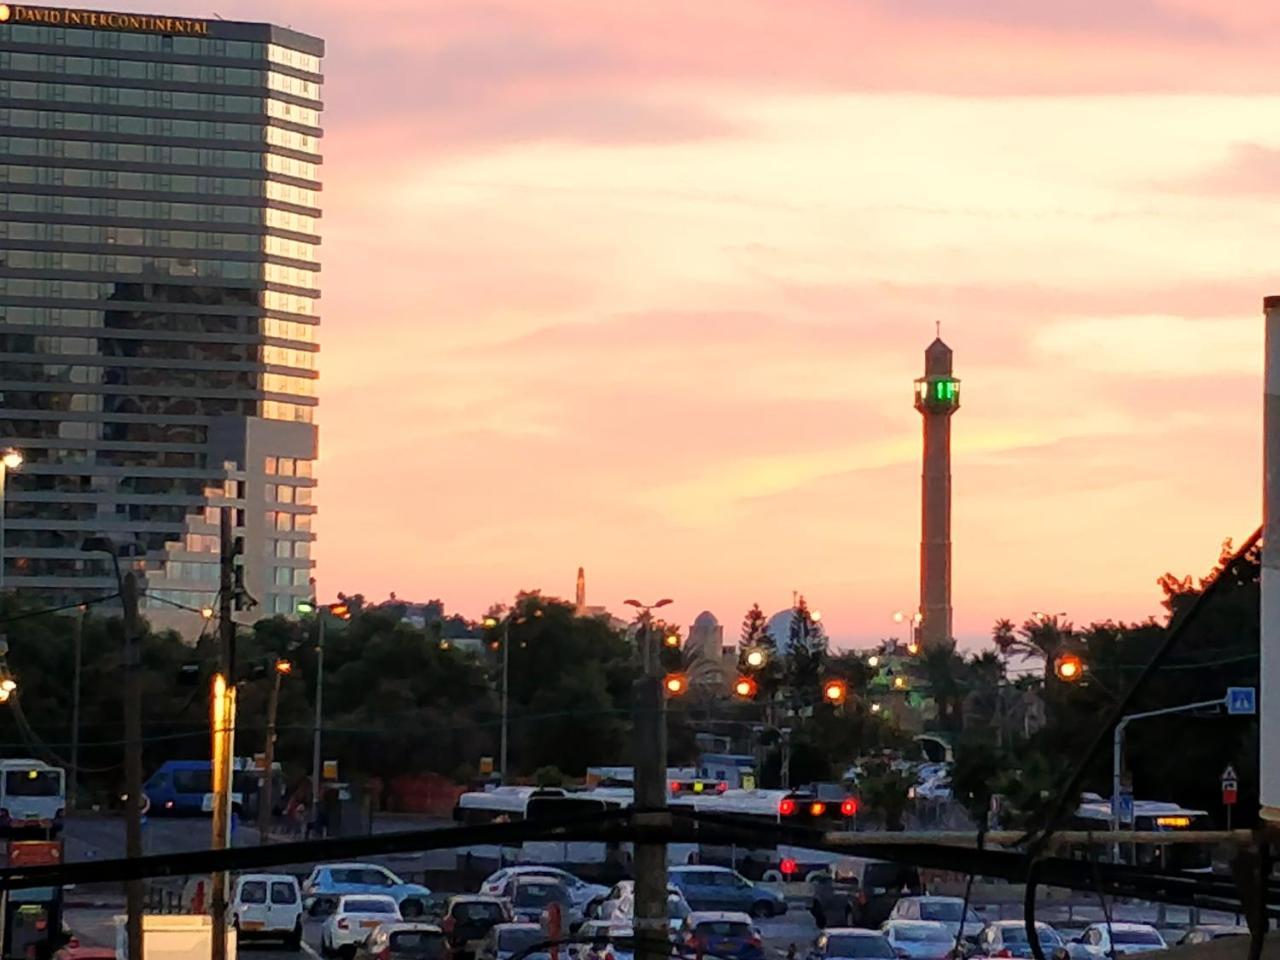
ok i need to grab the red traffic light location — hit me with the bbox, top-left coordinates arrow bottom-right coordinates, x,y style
841,797 -> 859,817
733,676 -> 758,699
778,798 -> 797,817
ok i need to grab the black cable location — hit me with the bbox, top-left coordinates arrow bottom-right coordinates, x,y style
1023,525 -> 1261,854
0,592 -> 120,625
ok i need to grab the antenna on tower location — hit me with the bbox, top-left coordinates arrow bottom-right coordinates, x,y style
936,320 -> 941,338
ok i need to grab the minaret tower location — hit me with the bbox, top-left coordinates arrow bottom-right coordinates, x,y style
576,567 -> 586,610
914,332 -> 960,648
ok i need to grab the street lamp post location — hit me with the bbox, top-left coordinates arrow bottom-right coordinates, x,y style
0,449 -> 23,591
623,597 -> 673,960
259,659 -> 291,845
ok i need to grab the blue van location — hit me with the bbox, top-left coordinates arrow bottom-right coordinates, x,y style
144,760 -> 251,816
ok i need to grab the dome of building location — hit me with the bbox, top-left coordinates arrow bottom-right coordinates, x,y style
766,609 -> 795,653
693,610 -> 720,629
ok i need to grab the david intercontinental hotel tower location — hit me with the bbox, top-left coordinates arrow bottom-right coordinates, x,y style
0,4 -> 322,630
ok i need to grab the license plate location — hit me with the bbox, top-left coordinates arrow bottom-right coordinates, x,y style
241,921 -> 264,931
361,921 -> 380,928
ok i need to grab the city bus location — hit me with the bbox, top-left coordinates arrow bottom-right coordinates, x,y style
1065,799 -> 1214,872
0,760 -> 65,838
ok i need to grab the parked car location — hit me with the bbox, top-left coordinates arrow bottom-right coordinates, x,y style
972,922 -> 1062,959
476,923 -> 548,960
1061,923 -> 1167,959
501,877 -> 575,925
881,921 -> 958,960
305,863 -> 432,918
677,912 -> 764,960
442,896 -> 512,959
835,859 -> 922,929
592,881 -> 690,931
355,923 -> 448,960
807,928 -> 897,960
668,866 -> 786,919
321,895 -> 403,959
481,867 -> 609,915
887,899 -> 983,939
1176,927 -> 1248,947
231,874 -> 303,947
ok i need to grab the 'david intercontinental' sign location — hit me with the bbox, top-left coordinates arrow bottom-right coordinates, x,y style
0,3 -> 210,34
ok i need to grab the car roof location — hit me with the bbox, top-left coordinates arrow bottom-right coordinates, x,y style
821,929 -> 887,937
887,921 -> 951,930
237,874 -> 298,883
450,894 -> 507,903
903,896 -> 964,904
688,912 -> 752,924
506,866 -> 572,877
320,863 -> 389,872
494,923 -> 542,931
989,921 -> 1053,929
376,923 -> 444,934
1093,923 -> 1159,932
338,894 -> 399,905
671,865 -> 733,874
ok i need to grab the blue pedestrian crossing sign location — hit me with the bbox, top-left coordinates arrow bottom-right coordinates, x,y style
1118,793 -> 1134,824
1226,687 -> 1257,716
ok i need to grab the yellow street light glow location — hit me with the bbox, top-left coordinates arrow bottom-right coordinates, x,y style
200,606 -> 215,620
906,640 -> 920,656
893,676 -> 908,690
663,673 -> 688,696
1,678 -> 17,693
483,616 -> 499,629
892,611 -> 905,624
870,703 -> 882,713
745,648 -> 766,668
822,679 -> 847,704
663,633 -> 680,648
810,611 -> 822,623
867,655 -> 880,668
1,449 -> 22,471
274,659 -> 293,675
1055,653 -> 1084,683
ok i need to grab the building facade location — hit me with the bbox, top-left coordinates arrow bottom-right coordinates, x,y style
0,4 -> 322,630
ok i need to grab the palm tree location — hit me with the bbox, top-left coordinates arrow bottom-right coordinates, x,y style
911,640 -> 968,732
991,613 -> 1074,685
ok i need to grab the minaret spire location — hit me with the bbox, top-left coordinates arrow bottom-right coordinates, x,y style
575,567 -> 586,609
914,336 -> 960,648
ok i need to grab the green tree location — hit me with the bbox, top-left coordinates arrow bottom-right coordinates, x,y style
786,595 -> 827,704
857,758 -> 918,831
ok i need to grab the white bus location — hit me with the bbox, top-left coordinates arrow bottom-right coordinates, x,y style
0,759 -> 65,837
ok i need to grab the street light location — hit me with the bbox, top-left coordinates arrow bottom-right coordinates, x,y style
259,658 -> 291,844
822,679 -> 847,704
1054,653 -> 1083,683
745,647 -> 767,669
0,448 -> 21,591
867,654 -> 880,668
733,676 -> 758,699
664,673 -> 688,696
0,676 -> 17,702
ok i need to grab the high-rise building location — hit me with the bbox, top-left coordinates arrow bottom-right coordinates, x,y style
914,335 -> 959,648
0,4 -> 322,630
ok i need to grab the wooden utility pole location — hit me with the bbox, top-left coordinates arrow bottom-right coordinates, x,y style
122,574 -> 143,960
210,508 -> 238,960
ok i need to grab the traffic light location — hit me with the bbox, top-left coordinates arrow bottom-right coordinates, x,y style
663,673 -> 688,696
733,676 -> 758,699
1055,653 -> 1083,682
822,679 -> 847,704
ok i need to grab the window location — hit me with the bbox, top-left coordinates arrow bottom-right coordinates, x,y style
278,458 -> 295,477
238,881 -> 267,905
265,457 -> 278,475
270,882 -> 298,905
4,770 -> 60,797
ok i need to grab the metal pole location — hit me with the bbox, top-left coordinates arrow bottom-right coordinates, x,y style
1263,295 -> 1280,824
500,618 -> 510,783
311,615 -> 325,813
633,612 -> 669,960
121,570 -> 143,960
0,464 -> 7,592
259,668 -> 282,845
1111,719 -> 1125,863
69,605 -> 85,811
211,508 -> 237,960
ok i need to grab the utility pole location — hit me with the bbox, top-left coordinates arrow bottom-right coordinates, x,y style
68,604 -> 86,810
211,508 -> 239,960
311,614 -> 325,814
500,617 -> 510,783
624,598 -> 673,960
122,574 -> 143,960
259,661 -> 288,845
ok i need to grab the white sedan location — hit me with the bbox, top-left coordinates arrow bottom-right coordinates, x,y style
480,867 -> 609,913
321,894 -> 402,958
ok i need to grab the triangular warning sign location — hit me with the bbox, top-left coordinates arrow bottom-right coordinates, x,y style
1222,764 -> 1239,782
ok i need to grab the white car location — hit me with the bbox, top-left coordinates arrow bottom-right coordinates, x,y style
597,882 -> 690,931
1067,923 -> 1167,958
231,874 -> 303,947
321,894 -> 403,958
480,867 -> 609,913
887,898 -> 982,939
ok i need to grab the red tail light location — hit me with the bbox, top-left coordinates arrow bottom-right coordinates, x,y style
841,798 -> 858,817
750,934 -> 762,948
778,799 -> 796,816
337,919 -> 350,931
716,782 -> 728,794
780,858 -> 798,876
443,916 -> 455,934
996,950 -> 1012,958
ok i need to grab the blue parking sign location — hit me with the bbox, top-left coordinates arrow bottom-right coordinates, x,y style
1227,687 -> 1257,716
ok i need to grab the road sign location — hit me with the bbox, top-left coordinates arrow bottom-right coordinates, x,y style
1222,764 -> 1239,784
1223,780 -> 1239,806
1226,687 -> 1257,716
1115,792 -> 1134,824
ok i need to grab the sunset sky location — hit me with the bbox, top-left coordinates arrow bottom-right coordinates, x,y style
135,0 -> 1278,645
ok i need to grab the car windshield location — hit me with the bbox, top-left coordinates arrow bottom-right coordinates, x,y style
919,903 -> 980,925
344,899 -> 397,914
4,771 -> 60,797
389,931 -> 447,959
238,882 -> 267,905
1001,928 -> 1061,946
827,935 -> 895,958
498,929 -> 543,953
334,869 -> 393,886
695,922 -> 751,939
456,903 -> 507,923
172,770 -> 212,793
514,884 -> 565,907
895,927 -> 954,944
1114,931 -> 1162,946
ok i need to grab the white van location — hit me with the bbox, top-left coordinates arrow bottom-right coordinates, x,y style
231,874 -> 303,947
